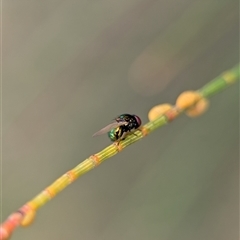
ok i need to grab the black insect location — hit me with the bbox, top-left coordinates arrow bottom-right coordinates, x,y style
93,114 -> 142,142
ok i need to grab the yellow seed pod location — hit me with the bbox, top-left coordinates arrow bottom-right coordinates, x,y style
176,91 -> 201,110
20,209 -> 36,227
148,104 -> 172,121
176,91 -> 209,117
186,98 -> 209,117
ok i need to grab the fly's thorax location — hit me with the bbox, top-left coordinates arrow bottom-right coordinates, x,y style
115,114 -> 142,131
116,114 -> 131,123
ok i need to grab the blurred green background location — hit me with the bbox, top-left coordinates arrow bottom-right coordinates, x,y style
2,0 -> 239,239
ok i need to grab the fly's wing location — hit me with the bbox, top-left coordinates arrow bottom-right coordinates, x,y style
92,121 -> 127,137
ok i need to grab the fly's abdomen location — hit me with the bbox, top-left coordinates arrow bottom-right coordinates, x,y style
108,127 -> 121,141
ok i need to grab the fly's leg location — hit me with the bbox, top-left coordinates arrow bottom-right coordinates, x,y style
119,131 -> 128,141
115,132 -> 128,145
115,129 -> 140,146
